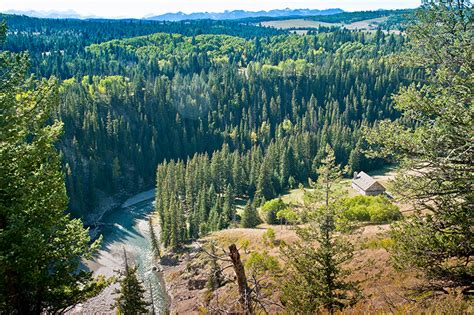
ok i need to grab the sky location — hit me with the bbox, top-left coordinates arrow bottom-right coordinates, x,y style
0,0 -> 421,19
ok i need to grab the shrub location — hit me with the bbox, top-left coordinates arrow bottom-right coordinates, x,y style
341,195 -> 401,224
245,251 -> 279,277
262,228 -> 276,247
343,204 -> 370,222
367,203 -> 401,224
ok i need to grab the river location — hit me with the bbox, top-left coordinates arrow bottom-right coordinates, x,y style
70,189 -> 168,314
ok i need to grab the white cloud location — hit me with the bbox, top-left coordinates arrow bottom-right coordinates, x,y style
0,0 -> 421,19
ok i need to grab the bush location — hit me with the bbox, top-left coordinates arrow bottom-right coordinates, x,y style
367,203 -> 401,224
341,195 -> 401,224
262,228 -> 276,247
260,198 -> 288,224
343,204 -> 370,222
244,251 -> 279,277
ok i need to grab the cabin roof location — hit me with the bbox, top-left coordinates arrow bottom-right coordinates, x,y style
352,171 -> 385,192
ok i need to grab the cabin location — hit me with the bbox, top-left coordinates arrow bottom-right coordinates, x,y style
351,171 -> 386,196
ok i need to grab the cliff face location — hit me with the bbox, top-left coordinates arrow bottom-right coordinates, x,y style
162,244 -> 205,314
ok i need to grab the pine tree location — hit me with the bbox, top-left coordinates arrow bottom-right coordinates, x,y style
255,157 -> 274,205
241,201 -> 261,228
149,218 -> 160,258
279,148 -> 290,189
208,200 -> 220,232
348,140 -> 362,174
232,154 -> 244,195
169,197 -> 179,249
113,250 -> 149,314
196,188 -> 209,236
281,146 -> 360,313
222,184 -> 235,227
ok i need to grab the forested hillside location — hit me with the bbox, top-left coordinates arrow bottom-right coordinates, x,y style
1,2 -> 472,313
2,15 -> 417,220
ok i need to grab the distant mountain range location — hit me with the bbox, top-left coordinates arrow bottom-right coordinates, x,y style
2,9 -> 98,19
2,8 -> 343,21
146,8 -> 344,21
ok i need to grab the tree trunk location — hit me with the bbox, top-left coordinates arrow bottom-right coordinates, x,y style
228,244 -> 252,314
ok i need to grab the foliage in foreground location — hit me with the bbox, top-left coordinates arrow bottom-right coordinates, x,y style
113,252 -> 149,314
0,22 -> 105,313
367,0 -> 473,295
281,146 -> 361,314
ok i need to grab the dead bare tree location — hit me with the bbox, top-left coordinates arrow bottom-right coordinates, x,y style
228,244 -> 253,314
196,241 -> 283,314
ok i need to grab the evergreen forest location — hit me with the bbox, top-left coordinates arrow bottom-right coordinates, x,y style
4,13 -> 416,221
1,2 -> 472,313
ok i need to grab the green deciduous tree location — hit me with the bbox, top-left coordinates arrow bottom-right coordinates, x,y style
366,0 -> 473,295
260,198 -> 288,224
0,22 -> 105,313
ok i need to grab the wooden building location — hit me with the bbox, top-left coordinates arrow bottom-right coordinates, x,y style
351,171 -> 386,196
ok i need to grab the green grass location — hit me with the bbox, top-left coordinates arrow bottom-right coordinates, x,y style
279,179 -> 358,206
280,188 -> 308,205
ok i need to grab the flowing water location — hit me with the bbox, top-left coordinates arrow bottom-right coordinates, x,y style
78,190 -> 168,314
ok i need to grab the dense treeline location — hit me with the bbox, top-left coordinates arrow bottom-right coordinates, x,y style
4,15 -> 418,222
147,30 -> 418,247
306,9 -> 413,25
2,14 -> 283,79
65,30 -> 414,219
156,130 -> 370,248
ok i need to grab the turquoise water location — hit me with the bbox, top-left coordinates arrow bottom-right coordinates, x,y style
99,197 -> 167,313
